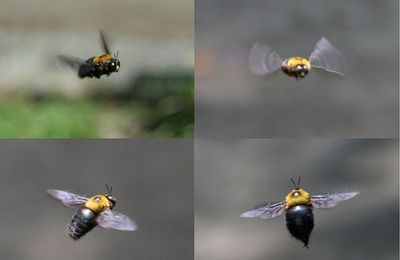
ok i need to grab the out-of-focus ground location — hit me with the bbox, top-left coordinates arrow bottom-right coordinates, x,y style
196,0 -> 398,137
195,139 -> 398,260
0,140 -> 193,260
0,0 -> 193,137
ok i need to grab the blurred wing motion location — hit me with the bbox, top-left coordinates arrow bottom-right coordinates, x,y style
309,37 -> 346,76
240,201 -> 285,219
249,42 -> 283,76
57,55 -> 95,79
47,189 -> 88,208
96,208 -> 138,231
99,30 -> 111,54
58,55 -> 84,70
311,191 -> 359,209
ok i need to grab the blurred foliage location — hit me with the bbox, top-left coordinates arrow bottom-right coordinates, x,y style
127,72 -> 194,137
90,71 -> 194,137
0,71 -> 193,138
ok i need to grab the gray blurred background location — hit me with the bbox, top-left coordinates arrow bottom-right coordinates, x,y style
195,139 -> 398,260
0,140 -> 193,260
196,0 -> 398,137
0,0 -> 193,92
0,0 -> 193,137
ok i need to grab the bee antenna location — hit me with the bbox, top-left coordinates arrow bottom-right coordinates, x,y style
106,184 -> 113,195
290,178 -> 298,189
290,177 -> 302,189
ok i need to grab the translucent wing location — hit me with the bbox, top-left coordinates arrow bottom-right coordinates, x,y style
249,42 -> 283,76
58,55 -> 85,70
99,30 -> 111,54
240,201 -> 285,219
96,208 -> 138,231
311,191 -> 359,209
58,55 -> 95,78
309,37 -> 346,76
47,189 -> 88,208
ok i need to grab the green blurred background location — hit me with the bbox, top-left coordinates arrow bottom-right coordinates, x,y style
0,0 -> 193,138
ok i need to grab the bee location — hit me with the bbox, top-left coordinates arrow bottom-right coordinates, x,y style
47,185 -> 137,240
240,177 -> 358,247
249,37 -> 346,80
58,30 -> 120,79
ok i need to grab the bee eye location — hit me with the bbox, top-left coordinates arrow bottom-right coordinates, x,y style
294,192 -> 300,197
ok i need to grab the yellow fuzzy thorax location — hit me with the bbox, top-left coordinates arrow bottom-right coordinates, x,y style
84,194 -> 111,214
285,189 -> 311,209
93,54 -> 113,68
286,57 -> 311,70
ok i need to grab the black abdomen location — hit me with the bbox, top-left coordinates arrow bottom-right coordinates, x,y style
285,205 -> 314,247
68,208 -> 97,240
78,58 -> 98,78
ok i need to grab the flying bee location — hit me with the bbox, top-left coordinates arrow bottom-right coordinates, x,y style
249,37 -> 346,80
240,177 -> 358,247
58,30 -> 120,79
47,185 -> 137,240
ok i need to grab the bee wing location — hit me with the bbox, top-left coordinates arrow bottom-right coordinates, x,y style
309,37 -> 346,76
249,42 -> 283,76
58,55 -> 95,78
99,30 -> 111,54
58,55 -> 85,70
96,208 -> 138,231
47,189 -> 88,208
240,201 -> 285,219
311,191 -> 359,209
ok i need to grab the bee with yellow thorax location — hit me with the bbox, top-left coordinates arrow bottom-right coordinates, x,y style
48,185 -> 137,240
241,177 -> 358,247
249,37 -> 346,80
58,30 -> 120,79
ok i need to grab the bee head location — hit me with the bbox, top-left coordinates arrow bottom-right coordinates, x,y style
293,64 -> 309,78
106,58 -> 120,73
105,184 -> 117,209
